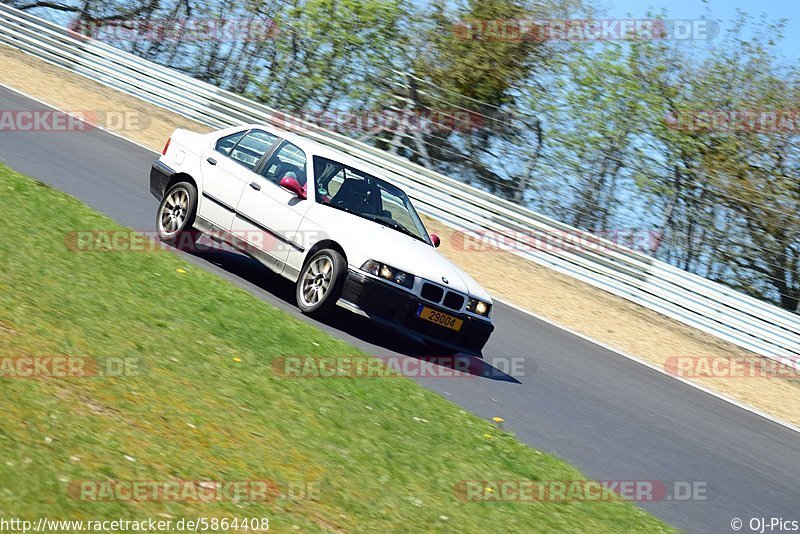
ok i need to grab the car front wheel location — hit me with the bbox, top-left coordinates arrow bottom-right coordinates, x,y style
296,249 -> 346,317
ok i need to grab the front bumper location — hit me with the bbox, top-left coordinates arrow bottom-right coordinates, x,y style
341,270 -> 494,355
149,160 -> 175,200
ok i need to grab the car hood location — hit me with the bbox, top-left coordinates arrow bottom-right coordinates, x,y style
309,206 -> 492,302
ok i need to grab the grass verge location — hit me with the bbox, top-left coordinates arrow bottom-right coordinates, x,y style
0,164 -> 671,532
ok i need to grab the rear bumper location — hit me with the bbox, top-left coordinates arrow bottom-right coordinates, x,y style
341,270 -> 494,355
150,160 -> 175,200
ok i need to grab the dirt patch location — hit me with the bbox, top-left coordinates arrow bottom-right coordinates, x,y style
0,45 -> 212,147
3,43 -> 798,428
0,320 -> 19,336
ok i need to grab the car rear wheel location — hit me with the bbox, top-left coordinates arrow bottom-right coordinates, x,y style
156,181 -> 199,245
296,249 -> 346,317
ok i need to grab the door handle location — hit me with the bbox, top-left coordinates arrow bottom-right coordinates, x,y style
206,157 -> 217,165
249,181 -> 261,191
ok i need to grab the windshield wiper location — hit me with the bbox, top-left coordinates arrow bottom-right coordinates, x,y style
365,215 -> 426,243
326,203 -> 428,244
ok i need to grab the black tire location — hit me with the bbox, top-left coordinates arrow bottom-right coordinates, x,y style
156,181 -> 200,246
296,249 -> 347,317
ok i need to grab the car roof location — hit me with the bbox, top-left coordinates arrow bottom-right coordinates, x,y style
239,123 -> 400,184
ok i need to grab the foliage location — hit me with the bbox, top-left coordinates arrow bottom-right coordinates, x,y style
13,0 -> 800,311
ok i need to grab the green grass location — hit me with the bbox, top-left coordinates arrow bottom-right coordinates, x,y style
0,164 -> 672,532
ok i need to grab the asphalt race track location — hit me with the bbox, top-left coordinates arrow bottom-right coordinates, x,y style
1,86 -> 798,532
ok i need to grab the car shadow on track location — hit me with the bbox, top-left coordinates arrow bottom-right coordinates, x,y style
184,246 -> 521,384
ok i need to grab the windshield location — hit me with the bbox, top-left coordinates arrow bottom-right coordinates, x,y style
313,156 -> 431,244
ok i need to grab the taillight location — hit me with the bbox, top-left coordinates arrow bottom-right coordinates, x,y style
162,137 -> 171,155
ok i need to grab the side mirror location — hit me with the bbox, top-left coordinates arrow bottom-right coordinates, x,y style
279,176 -> 307,200
430,233 -> 441,248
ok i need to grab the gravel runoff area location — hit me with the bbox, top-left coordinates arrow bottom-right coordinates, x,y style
2,44 -> 798,428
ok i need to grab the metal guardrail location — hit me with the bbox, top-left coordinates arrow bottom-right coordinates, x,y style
1,3 -> 798,364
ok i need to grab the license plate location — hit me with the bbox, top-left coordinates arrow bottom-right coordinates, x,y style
416,305 -> 463,331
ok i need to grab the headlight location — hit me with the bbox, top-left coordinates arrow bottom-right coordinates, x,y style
467,298 -> 491,317
361,260 -> 414,289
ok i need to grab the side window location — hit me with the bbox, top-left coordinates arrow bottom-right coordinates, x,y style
260,142 -> 308,186
229,130 -> 278,170
214,131 -> 246,155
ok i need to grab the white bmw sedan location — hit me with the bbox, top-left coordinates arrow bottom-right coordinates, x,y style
150,124 -> 494,354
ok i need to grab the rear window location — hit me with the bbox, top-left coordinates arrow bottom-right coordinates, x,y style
230,130 -> 279,169
215,129 -> 279,170
214,131 -> 246,155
